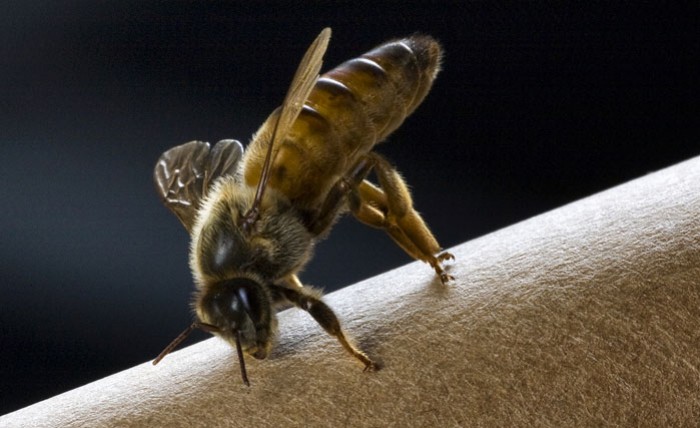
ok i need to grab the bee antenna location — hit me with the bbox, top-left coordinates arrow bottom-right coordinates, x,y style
152,322 -> 198,365
152,322 -> 222,365
235,330 -> 250,386
153,322 -> 250,386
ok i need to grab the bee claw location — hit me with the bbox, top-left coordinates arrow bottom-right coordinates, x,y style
430,252 -> 455,284
363,361 -> 380,372
440,273 -> 455,284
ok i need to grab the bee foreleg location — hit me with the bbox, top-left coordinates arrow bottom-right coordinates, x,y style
350,153 -> 454,284
271,284 -> 378,371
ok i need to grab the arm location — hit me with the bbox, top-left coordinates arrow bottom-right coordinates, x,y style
4,156 -> 700,427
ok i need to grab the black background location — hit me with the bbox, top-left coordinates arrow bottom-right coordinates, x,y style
1,1 -> 696,414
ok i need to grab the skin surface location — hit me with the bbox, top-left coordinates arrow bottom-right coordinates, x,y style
5,156 -> 700,427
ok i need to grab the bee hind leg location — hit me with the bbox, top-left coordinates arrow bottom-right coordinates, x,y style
349,153 -> 454,284
273,282 -> 378,371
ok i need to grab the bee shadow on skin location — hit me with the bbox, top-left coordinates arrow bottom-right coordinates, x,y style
265,312 -> 386,371
429,275 -> 454,295
265,266 -> 457,373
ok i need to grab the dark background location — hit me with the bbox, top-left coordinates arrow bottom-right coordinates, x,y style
1,1 -> 696,414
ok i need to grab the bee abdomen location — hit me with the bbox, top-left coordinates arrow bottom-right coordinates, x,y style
361,36 -> 442,124
307,35 -> 442,147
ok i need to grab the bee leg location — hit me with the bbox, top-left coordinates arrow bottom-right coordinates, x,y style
307,157 -> 375,236
271,283 -> 378,371
350,153 -> 454,284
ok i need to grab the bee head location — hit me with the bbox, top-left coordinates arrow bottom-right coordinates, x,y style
152,276 -> 275,386
196,277 -> 276,360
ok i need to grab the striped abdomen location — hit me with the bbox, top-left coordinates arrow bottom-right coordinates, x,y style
310,35 -> 442,148
245,35 -> 442,209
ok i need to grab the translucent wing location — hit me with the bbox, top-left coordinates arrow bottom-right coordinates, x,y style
270,27 -> 331,151
154,139 -> 244,233
243,28 -> 331,229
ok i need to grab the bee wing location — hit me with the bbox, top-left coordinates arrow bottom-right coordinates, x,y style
269,27 -> 331,153
154,139 -> 244,233
245,28 -> 330,225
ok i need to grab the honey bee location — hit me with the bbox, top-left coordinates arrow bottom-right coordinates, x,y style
152,28 -> 453,385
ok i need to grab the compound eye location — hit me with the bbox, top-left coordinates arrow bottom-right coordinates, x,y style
202,277 -> 265,329
204,289 -> 246,328
235,280 -> 264,324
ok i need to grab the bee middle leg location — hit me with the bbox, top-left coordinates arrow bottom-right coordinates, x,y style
307,156 -> 374,236
349,153 -> 454,283
272,280 -> 378,371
